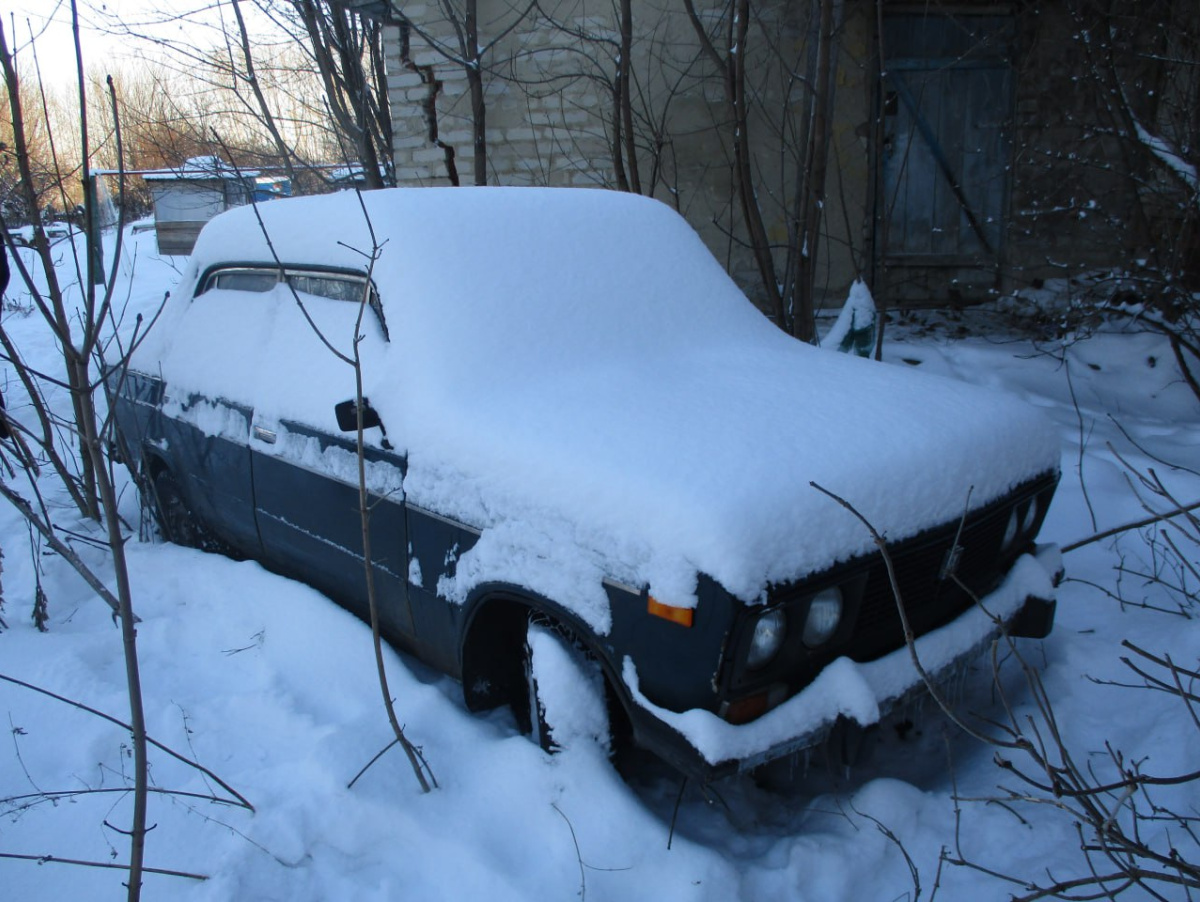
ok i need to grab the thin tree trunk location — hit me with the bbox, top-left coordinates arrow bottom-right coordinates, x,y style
791,0 -> 837,342
346,233 -> 433,793
332,10 -> 384,188
367,21 -> 394,183
70,1 -> 100,519
230,0 -> 297,185
682,0 -> 784,326
618,0 -> 640,192
0,18 -> 98,520
77,365 -> 149,900
466,0 -> 488,185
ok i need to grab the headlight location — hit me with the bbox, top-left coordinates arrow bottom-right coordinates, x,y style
746,609 -> 787,669
802,587 -> 843,647
1020,498 -> 1039,534
1001,507 -> 1019,551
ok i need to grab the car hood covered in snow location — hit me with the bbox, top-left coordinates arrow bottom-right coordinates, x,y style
141,187 -> 1060,630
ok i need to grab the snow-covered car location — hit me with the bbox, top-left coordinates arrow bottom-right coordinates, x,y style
108,188 -> 1060,779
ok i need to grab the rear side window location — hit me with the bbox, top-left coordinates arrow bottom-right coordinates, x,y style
287,273 -> 367,305
197,266 -> 389,340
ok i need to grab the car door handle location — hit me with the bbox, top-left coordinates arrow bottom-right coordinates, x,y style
253,425 -> 277,444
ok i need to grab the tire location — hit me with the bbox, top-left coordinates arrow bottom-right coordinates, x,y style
524,618 -> 611,757
151,469 -> 202,548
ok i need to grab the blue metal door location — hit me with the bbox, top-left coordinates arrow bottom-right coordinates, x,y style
879,14 -> 1013,302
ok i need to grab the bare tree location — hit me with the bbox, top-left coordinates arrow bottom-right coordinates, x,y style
681,0 -> 785,327
514,0 -> 693,199
0,62 -> 70,223
1060,0 -> 1200,400
230,0 -> 300,184
284,0 -> 394,186
786,0 -> 842,342
208,164 -> 435,791
93,0 -> 391,186
1,6 -> 151,895
993,2 -> 1199,400
673,0 -> 853,340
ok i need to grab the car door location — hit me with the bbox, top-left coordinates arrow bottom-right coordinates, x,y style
149,268 -> 287,556
111,366 -> 257,552
246,271 -> 415,639
162,390 -> 260,552
251,417 -> 413,637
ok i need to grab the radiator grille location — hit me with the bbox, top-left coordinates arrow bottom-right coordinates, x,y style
849,503 -> 1012,661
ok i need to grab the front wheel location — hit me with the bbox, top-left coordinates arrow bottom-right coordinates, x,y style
524,619 -> 611,756
151,469 -> 202,548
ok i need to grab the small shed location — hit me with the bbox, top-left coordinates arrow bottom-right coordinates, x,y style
144,156 -> 258,255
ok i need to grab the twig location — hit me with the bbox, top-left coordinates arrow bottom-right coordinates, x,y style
345,193 -> 435,794
667,775 -> 687,851
8,713 -> 43,794
1064,359 -> 1099,533
1061,499 -> 1200,553
1122,641 -> 1200,680
0,482 -> 122,617
0,852 -> 206,881
2,786 -> 248,811
346,738 -> 399,790
0,672 -> 253,811
552,803 -> 587,901
852,804 -> 922,902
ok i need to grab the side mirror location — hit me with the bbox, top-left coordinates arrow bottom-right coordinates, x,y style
335,398 -> 382,432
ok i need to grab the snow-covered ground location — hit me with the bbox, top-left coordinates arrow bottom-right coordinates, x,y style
2,225 -> 1199,900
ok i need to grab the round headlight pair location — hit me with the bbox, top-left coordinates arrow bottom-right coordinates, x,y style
746,587 -> 844,670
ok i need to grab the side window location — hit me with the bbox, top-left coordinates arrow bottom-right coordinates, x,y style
197,266 -> 389,340
210,270 -> 279,293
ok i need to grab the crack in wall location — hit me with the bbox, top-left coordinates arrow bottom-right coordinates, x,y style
399,21 -> 459,186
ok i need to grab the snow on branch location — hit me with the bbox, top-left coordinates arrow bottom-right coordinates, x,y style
1133,118 -> 1199,205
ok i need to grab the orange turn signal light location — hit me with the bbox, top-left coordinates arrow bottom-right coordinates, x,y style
647,595 -> 694,628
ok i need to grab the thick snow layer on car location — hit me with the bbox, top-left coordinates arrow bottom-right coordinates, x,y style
139,188 -> 1060,627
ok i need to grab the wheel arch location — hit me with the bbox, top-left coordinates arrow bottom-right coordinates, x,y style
459,584 -> 634,741
139,446 -> 173,482
137,446 -> 179,512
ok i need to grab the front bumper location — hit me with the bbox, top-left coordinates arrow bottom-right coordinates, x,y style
621,547 -> 1061,781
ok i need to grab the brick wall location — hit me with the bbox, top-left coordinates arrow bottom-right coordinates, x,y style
384,0 -> 876,316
